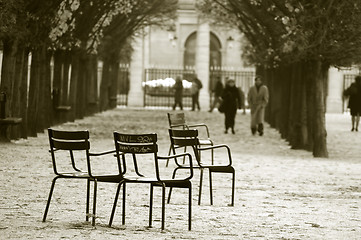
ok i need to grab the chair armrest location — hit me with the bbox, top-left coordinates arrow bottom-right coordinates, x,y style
187,123 -> 210,137
198,144 -> 232,165
157,153 -> 193,180
89,150 -> 123,175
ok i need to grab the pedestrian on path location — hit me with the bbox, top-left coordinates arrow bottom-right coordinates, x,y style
344,75 -> 361,131
173,76 -> 183,110
221,79 -> 242,134
209,76 -> 224,112
191,75 -> 202,111
247,76 -> 269,136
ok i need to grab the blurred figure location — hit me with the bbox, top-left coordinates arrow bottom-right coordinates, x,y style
247,76 -> 269,136
173,76 -> 183,110
238,86 -> 246,114
344,75 -> 361,131
191,75 -> 203,111
209,77 -> 223,112
221,79 -> 242,134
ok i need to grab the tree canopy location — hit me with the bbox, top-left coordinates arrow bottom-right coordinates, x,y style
198,0 -> 361,68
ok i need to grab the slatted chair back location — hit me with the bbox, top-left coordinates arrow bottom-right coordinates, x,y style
169,129 -> 201,161
169,129 -> 198,146
48,128 -> 91,175
113,132 -> 158,178
167,112 -> 187,129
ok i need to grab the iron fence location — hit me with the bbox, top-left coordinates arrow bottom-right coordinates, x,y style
143,67 -> 255,108
117,66 -> 129,106
143,68 -> 195,108
209,68 -> 255,106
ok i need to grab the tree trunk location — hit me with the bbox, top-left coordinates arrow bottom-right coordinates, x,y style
308,60 -> 329,157
99,60 -> 110,111
19,49 -> 29,139
68,50 -> 80,122
27,49 -> 40,137
61,51 -> 71,106
0,39 -> 17,118
109,61 -> 119,109
9,47 -> 26,139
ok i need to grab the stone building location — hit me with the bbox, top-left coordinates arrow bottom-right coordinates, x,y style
127,0 -> 252,108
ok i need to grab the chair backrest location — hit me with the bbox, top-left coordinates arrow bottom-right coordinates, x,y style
113,132 -> 158,154
168,129 -> 199,147
113,132 -> 158,178
168,129 -> 201,162
167,112 -> 186,128
48,128 -> 90,175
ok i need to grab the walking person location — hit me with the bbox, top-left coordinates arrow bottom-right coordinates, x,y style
247,76 -> 269,136
173,76 -> 183,110
238,86 -> 246,114
344,75 -> 361,131
209,77 -> 223,112
191,75 -> 202,111
221,79 -> 242,134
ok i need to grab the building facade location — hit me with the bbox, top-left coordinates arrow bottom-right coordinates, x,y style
127,0 -> 251,108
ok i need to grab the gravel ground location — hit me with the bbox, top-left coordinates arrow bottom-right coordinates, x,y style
0,108 -> 360,240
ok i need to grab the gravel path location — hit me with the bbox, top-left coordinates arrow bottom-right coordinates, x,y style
0,108 -> 360,239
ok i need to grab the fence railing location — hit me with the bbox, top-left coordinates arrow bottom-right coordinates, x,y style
142,67 -> 255,108
143,68 -> 195,108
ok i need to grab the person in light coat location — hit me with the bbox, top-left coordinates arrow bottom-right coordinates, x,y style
247,76 -> 269,136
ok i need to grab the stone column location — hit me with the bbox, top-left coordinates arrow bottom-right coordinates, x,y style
128,32 -> 145,107
326,67 -> 344,113
195,22 -> 210,110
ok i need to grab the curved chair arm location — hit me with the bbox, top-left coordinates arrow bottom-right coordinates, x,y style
198,144 -> 232,166
186,123 -> 210,138
88,150 -> 123,175
157,153 -> 193,180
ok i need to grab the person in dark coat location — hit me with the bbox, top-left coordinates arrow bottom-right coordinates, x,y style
209,77 -> 224,112
173,76 -> 183,110
191,75 -> 202,111
221,79 -> 242,134
344,75 -> 361,131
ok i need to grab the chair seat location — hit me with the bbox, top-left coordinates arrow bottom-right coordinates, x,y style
152,179 -> 192,188
123,176 -> 159,183
58,172 -> 90,178
201,165 -> 234,173
93,174 -> 123,183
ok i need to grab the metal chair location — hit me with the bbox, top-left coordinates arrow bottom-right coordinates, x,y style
43,128 -> 121,226
109,132 -> 193,230
168,129 -> 235,206
166,112 -> 214,166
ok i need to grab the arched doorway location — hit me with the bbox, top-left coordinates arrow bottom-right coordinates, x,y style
210,32 -> 222,68
183,32 -> 197,68
183,31 -> 222,68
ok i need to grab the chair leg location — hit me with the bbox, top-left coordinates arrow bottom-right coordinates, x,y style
209,171 -> 213,205
182,146 -> 187,164
42,177 -> 59,222
231,171 -> 235,206
188,184 -> 192,231
198,168 -> 204,205
167,168 -> 180,204
109,181 -> 123,227
166,144 -> 172,167
86,179 -> 90,222
122,182 -> 126,225
92,179 -> 97,226
161,184 -> 166,230
149,184 -> 154,228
